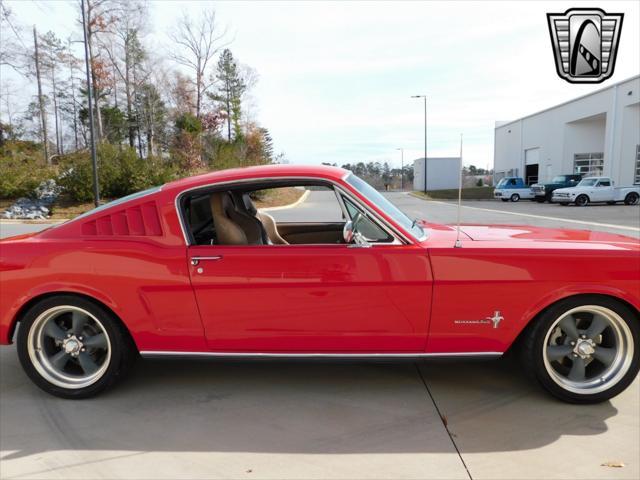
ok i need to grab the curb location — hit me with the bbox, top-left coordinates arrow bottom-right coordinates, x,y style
261,190 -> 310,212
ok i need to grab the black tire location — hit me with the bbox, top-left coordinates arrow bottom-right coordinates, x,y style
545,192 -> 554,204
510,193 -> 520,202
520,295 -> 640,404
624,192 -> 639,206
16,295 -> 136,399
575,194 -> 589,207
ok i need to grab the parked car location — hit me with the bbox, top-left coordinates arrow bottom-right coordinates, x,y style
1,165 -> 639,403
493,177 -> 534,202
552,177 -> 640,206
531,174 -> 582,203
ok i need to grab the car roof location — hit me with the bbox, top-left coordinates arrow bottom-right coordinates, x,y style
163,164 -> 349,193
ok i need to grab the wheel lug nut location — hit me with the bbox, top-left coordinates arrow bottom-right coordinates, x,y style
81,348 -> 86,352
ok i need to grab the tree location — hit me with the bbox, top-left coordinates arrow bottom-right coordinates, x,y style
136,83 -> 167,157
100,0 -> 148,149
81,0 -> 118,142
209,49 -> 246,142
39,31 -> 66,155
0,3 -> 28,75
169,9 -> 226,119
32,26 -> 49,163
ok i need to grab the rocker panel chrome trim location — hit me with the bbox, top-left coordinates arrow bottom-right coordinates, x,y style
140,351 -> 503,359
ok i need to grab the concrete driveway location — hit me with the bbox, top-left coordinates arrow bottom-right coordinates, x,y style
1,195 -> 639,479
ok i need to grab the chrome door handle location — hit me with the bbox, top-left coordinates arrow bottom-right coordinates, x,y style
190,256 -> 223,266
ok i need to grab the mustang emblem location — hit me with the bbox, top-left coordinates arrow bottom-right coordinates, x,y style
455,311 -> 505,329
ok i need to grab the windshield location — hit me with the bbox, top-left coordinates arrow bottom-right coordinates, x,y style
578,178 -> 597,187
496,178 -> 508,188
345,173 -> 425,240
551,176 -> 568,183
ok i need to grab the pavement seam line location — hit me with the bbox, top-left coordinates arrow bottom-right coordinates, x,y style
426,200 -> 640,232
414,362 -> 473,480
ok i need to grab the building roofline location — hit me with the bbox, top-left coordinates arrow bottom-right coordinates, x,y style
495,74 -> 640,130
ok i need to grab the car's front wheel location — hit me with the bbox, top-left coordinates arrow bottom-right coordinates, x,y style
575,194 -> 589,206
17,295 -> 136,399
510,193 -> 520,202
522,296 -> 639,403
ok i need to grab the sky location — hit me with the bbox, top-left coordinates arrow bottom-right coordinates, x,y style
2,0 -> 640,169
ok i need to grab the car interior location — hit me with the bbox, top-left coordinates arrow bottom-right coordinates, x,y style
180,181 -> 394,246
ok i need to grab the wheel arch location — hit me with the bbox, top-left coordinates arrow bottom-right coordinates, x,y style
7,291 -> 138,352
508,292 -> 640,354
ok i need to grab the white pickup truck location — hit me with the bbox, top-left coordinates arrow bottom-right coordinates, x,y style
552,177 -> 640,206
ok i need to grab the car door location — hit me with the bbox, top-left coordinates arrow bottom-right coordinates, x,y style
187,243 -> 432,352
592,179 -> 612,202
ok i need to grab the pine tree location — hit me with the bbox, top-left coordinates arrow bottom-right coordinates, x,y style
209,49 -> 246,142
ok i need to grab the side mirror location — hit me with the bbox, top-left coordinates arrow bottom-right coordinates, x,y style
343,221 -> 354,243
343,213 -> 371,248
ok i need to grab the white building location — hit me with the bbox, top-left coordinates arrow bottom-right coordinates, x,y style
494,75 -> 640,186
413,157 -> 461,191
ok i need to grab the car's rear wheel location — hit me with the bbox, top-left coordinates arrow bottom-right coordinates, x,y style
624,192 -> 639,205
575,194 -> 589,206
510,193 -> 520,202
521,296 -> 639,403
17,295 -> 135,399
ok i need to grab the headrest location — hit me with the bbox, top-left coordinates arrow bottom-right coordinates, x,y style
210,191 -> 235,217
242,193 -> 258,216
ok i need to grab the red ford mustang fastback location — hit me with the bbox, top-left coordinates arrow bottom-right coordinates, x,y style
1,165 -> 638,402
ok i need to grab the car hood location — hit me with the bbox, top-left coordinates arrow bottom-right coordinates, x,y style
459,224 -> 638,245
553,187 -> 574,194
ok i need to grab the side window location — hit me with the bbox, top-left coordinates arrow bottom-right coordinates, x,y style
257,186 -> 344,223
342,197 -> 392,243
508,179 -> 516,186
598,180 -> 611,187
185,193 -> 216,245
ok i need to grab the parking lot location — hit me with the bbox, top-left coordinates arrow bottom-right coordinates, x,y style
0,195 -> 638,480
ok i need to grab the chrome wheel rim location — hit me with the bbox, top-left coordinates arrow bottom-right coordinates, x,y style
543,305 -> 633,394
27,306 -> 111,389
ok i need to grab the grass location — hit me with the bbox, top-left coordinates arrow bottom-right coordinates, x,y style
1,187 -> 305,221
412,187 -> 495,200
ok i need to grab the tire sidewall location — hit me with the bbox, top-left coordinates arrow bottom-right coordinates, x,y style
625,193 -> 639,205
529,296 -> 640,404
511,194 -> 520,202
17,295 -> 129,399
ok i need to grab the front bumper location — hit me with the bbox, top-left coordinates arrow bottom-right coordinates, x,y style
552,193 -> 573,202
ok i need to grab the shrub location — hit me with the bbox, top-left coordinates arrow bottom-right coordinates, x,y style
58,145 -> 179,202
0,141 -> 56,198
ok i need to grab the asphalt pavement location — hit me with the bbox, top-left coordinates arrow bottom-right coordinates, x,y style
1,193 -> 639,479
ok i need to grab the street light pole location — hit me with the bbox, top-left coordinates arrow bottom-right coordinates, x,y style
81,0 -> 100,207
411,95 -> 427,192
396,148 -> 404,191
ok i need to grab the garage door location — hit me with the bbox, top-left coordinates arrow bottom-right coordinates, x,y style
525,148 -> 540,165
